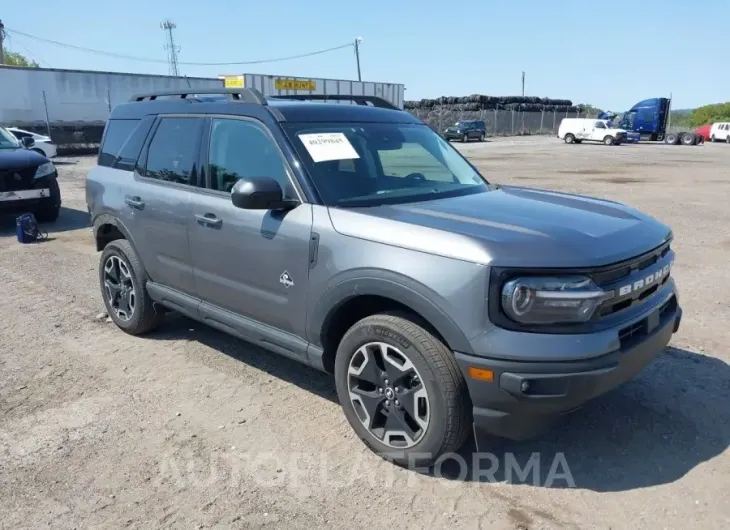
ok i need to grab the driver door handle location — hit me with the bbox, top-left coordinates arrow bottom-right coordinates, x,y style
124,196 -> 145,210
195,213 -> 222,228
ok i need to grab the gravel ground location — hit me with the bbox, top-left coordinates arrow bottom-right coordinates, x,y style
1,137 -> 728,529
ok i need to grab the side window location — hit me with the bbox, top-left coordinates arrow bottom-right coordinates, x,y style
378,143 -> 454,182
99,119 -> 140,168
595,121 -> 606,129
208,118 -> 291,194
11,130 -> 30,139
144,117 -> 203,185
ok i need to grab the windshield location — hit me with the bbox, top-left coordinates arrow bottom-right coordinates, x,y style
0,127 -> 21,149
283,122 -> 489,207
455,121 -> 471,129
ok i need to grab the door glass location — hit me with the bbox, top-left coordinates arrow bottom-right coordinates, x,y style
595,122 -> 605,129
145,118 -> 203,185
208,118 -> 291,195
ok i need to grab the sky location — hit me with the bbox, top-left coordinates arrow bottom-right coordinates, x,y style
2,0 -> 727,110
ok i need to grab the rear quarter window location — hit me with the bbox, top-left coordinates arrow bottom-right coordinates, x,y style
98,119 -> 141,168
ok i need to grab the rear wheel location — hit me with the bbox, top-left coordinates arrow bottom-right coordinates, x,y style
603,135 -> 615,146
726,135 -> 730,144
564,133 -> 575,144
479,133 -> 486,142
99,239 -> 164,335
334,313 -> 471,467
711,135 -> 716,142
681,133 -> 696,145
462,133 -> 468,143
665,133 -> 679,145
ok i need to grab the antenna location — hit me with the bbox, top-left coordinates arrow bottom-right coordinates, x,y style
160,19 -> 180,77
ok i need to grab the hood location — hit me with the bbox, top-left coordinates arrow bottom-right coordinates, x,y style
0,148 -> 48,170
328,186 -> 671,268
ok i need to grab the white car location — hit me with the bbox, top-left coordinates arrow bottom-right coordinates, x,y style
558,118 -> 628,146
709,122 -> 730,143
6,127 -> 58,159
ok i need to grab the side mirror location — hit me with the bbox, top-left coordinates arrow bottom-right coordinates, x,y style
21,137 -> 36,148
230,177 -> 298,210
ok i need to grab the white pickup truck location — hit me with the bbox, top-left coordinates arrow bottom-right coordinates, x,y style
558,118 -> 628,146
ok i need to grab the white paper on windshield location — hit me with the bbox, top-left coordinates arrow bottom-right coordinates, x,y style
298,133 -> 360,163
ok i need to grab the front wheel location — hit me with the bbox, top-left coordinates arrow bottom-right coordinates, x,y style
461,134 -> 468,143
334,313 -> 471,467
726,135 -> 730,144
711,135 -> 716,142
34,177 -> 61,223
99,239 -> 164,335
564,133 -> 575,144
603,135 -> 615,146
479,133 -> 486,142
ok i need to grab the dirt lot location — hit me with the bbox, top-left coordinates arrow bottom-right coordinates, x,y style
1,137 -> 728,529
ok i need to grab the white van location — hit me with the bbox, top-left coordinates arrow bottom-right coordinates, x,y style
709,122 -> 730,143
558,118 -> 628,146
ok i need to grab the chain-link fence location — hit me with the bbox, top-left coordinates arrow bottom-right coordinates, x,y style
408,107 -> 600,136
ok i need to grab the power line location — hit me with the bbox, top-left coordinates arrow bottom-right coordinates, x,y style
4,27 -> 354,66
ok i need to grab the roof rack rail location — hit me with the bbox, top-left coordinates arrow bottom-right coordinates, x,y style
129,88 -> 267,105
268,94 -> 399,110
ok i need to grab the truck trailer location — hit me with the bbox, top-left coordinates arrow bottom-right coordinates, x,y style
598,97 -> 703,146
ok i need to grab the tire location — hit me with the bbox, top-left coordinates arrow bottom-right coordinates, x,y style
711,135 -> 716,142
665,133 -> 679,145
603,135 -> 615,146
479,133 -> 485,142
334,313 -> 471,467
564,133 -> 575,144
462,134 -> 468,143
726,135 -> 730,144
34,177 -> 61,223
99,239 -> 164,335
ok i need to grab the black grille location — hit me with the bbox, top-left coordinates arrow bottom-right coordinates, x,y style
593,242 -> 673,319
0,168 -> 36,192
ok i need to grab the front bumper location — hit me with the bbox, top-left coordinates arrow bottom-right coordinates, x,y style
0,173 -> 59,215
455,293 -> 682,442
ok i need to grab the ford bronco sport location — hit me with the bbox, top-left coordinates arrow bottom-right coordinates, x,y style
86,88 -> 681,466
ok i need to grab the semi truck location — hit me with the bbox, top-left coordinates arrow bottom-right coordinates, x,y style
598,97 -> 703,146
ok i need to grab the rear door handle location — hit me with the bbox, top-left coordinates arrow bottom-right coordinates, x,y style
124,196 -> 145,210
194,213 -> 222,228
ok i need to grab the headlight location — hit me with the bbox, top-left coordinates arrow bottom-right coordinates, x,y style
501,276 -> 606,324
34,162 -> 55,179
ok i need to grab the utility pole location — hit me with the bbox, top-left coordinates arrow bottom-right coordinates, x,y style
521,71 -> 525,97
160,19 -> 180,77
354,37 -> 362,81
0,20 -> 6,65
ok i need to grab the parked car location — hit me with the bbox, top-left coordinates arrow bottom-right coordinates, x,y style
558,118 -> 628,145
443,119 -> 486,142
709,122 -> 730,143
86,89 -> 681,467
0,126 -> 61,222
6,127 -> 57,159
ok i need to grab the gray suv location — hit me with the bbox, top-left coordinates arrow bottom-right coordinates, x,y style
86,88 -> 682,466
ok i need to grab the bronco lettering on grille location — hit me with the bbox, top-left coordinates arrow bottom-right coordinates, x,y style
616,262 -> 672,297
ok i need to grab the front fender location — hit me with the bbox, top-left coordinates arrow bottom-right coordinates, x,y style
92,213 -> 140,256
308,269 -> 474,355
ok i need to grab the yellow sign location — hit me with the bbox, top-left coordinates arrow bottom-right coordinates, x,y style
275,79 -> 316,91
223,76 -> 244,88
